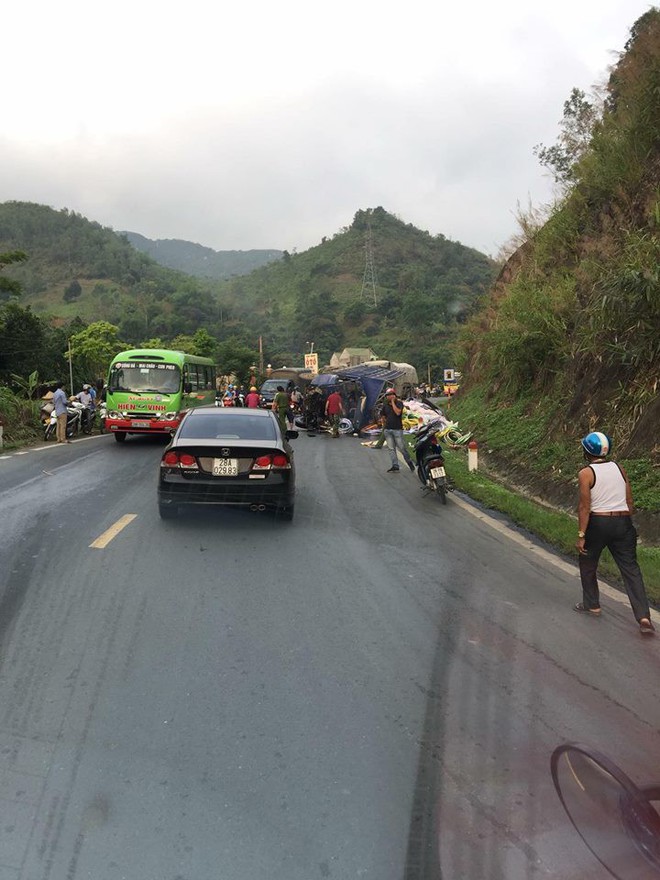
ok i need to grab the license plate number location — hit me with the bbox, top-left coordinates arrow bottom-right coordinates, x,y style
431,466 -> 446,479
131,420 -> 150,428
212,458 -> 238,476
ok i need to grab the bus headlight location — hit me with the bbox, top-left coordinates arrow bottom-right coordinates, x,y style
108,411 -> 122,419
164,411 -> 178,420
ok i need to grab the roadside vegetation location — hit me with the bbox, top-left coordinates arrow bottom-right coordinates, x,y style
451,10 -> 659,537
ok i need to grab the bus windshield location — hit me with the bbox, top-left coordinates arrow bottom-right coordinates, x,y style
109,361 -> 181,394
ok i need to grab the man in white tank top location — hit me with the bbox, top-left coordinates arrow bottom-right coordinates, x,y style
575,431 -> 654,635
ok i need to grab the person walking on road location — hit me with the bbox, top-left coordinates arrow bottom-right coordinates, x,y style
575,431 -> 654,636
381,388 -> 415,473
52,381 -> 70,443
272,386 -> 289,435
325,389 -> 344,437
245,386 -> 260,408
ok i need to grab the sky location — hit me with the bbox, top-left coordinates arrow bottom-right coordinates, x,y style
1,0 -> 654,257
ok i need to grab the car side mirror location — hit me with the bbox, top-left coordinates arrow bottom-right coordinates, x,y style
286,430 -> 299,440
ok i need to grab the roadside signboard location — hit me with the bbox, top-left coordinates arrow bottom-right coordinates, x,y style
304,353 -> 319,375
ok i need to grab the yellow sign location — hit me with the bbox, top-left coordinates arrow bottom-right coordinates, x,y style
304,353 -> 319,375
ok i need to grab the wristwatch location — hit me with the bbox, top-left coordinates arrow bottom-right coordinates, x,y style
578,531 -> 586,538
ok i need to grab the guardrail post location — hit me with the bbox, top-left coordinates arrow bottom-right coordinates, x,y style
0,415 -> 3,450
468,439 -> 478,472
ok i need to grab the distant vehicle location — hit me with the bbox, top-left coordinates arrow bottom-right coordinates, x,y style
157,407 -> 297,521
259,369 -> 312,407
105,349 -> 216,443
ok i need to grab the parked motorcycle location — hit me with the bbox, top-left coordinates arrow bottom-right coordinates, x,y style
413,418 -> 449,504
98,400 -> 107,433
80,404 -> 95,434
43,400 -> 84,441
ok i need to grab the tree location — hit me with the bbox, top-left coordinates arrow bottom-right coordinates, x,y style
533,88 -> 599,186
0,250 -> 28,302
0,303 -> 45,382
191,328 -> 217,358
69,321 -> 125,380
215,339 -> 258,382
63,279 -> 82,302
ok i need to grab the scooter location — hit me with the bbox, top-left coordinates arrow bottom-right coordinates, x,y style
413,418 -> 449,504
43,401 -> 83,441
98,400 -> 107,434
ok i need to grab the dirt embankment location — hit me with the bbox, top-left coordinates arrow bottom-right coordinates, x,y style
477,450 -> 659,545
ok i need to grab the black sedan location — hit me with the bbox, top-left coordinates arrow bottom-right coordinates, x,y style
158,407 -> 296,520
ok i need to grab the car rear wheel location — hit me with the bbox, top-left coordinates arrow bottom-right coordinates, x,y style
158,502 -> 178,519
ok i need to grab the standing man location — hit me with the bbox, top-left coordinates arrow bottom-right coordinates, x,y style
325,388 -> 344,438
272,385 -> 289,435
575,431 -> 654,635
381,388 -> 415,473
52,381 -> 69,443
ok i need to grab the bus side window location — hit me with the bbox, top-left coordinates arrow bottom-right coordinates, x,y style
188,365 -> 199,391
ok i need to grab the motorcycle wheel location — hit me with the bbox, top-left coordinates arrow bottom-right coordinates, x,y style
44,423 -> 55,441
434,478 -> 447,505
82,417 -> 93,435
99,418 -> 105,435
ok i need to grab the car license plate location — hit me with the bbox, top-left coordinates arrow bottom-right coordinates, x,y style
431,466 -> 446,479
131,420 -> 150,428
212,458 -> 238,476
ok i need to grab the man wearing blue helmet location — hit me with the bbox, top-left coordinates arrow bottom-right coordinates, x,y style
575,431 -> 654,635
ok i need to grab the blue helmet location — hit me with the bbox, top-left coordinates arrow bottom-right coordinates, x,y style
581,431 -> 613,457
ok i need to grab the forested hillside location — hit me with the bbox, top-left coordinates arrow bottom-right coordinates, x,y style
451,9 -> 660,517
122,231 -> 282,279
0,202 -> 495,374
212,206 -> 495,370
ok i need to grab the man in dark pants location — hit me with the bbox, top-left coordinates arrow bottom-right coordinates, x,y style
575,431 -> 654,635
381,388 -> 415,473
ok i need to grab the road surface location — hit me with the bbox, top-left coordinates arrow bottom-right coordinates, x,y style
0,432 -> 658,879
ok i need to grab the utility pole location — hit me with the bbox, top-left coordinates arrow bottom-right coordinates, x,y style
258,336 -> 264,376
360,222 -> 378,307
68,339 -> 74,393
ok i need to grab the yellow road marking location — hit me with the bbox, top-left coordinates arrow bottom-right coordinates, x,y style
90,514 -> 137,549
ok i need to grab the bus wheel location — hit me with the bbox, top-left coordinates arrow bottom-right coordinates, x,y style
114,432 -> 127,443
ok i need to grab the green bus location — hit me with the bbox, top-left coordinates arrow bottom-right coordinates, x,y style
105,349 -> 216,443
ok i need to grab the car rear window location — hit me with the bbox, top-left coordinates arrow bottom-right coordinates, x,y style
179,413 -> 278,441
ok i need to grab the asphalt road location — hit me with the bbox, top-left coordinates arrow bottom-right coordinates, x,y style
0,432 -> 658,880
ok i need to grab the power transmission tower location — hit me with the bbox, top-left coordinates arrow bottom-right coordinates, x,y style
360,223 -> 378,307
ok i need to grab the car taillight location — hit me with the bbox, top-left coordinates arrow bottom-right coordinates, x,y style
251,453 -> 291,472
161,451 -> 198,469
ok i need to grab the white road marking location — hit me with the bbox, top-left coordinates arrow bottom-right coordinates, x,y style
449,492 -> 654,618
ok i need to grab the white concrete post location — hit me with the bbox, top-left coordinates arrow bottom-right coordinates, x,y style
468,439 -> 478,472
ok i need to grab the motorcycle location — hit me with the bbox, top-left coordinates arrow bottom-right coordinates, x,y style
43,400 -> 84,441
98,400 -> 107,433
413,418 -> 449,504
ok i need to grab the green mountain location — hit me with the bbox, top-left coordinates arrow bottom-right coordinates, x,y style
0,201 -> 496,375
211,206 -> 497,370
121,231 -> 282,279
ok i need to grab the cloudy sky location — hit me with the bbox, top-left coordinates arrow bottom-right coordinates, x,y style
1,0 -> 652,256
